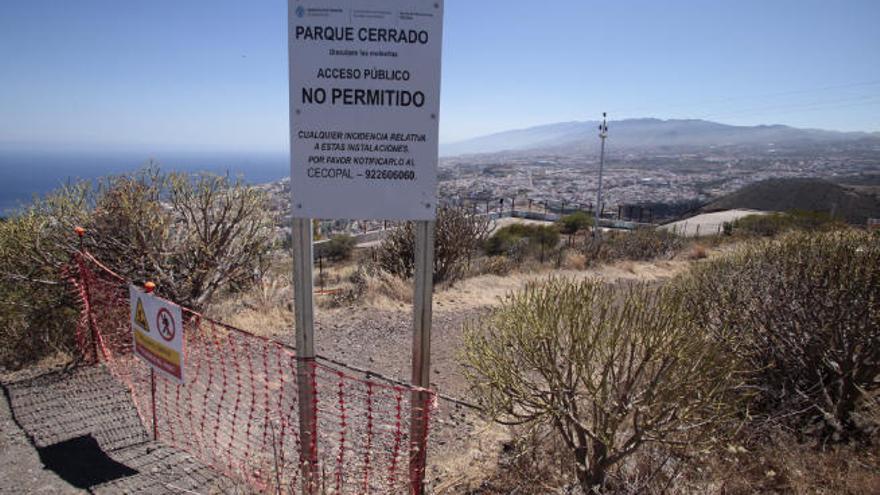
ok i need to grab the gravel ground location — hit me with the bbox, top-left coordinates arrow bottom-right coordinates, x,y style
306,305 -> 507,492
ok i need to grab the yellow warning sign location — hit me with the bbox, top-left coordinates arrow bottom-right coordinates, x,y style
134,298 -> 149,332
130,285 -> 185,383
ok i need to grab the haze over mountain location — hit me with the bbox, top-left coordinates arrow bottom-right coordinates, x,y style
440,119 -> 880,157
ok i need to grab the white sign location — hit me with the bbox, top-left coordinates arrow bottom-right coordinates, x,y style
130,285 -> 185,384
288,0 -> 443,220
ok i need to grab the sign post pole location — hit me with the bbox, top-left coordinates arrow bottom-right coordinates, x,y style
409,220 -> 434,494
291,217 -> 318,494
151,369 -> 158,440
145,281 -> 158,441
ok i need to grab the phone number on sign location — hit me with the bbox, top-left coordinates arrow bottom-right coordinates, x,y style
365,169 -> 415,180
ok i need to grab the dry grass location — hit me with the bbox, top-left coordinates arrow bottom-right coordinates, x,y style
209,241 -> 701,333
355,268 -> 412,309
431,260 -> 690,313
210,274 -> 293,338
456,426 -> 880,494
694,433 -> 880,495
430,419 -> 513,494
562,250 -> 588,270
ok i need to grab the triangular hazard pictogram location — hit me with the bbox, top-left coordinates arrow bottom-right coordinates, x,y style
135,298 -> 149,332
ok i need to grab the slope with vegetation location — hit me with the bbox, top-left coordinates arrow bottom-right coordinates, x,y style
702,177 -> 880,224
460,228 -> 879,493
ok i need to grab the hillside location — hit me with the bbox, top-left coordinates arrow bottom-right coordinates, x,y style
701,177 -> 880,224
440,118 -> 880,156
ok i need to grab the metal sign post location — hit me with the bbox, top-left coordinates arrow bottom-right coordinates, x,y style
291,217 -> 318,492
409,220 -> 434,494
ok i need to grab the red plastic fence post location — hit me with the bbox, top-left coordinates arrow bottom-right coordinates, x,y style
74,227 -> 101,363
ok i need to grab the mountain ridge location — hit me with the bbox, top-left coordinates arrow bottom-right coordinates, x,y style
440,118 -> 880,157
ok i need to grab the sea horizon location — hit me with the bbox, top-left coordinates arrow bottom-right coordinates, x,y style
0,149 -> 290,216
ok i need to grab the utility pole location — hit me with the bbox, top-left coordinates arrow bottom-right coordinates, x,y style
594,112 -> 609,239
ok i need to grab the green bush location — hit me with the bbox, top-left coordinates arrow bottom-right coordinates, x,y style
485,223 -> 560,260
676,230 -> 880,441
557,211 -> 593,244
322,235 -> 356,261
463,279 -> 742,491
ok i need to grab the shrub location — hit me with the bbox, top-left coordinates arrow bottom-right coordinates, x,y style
462,278 -> 742,492
583,227 -> 684,263
557,211 -> 593,245
676,230 -> 880,441
322,235 -> 356,262
377,206 -> 490,283
0,167 -> 275,368
0,210 -> 80,369
89,169 -> 274,308
722,221 -> 733,236
485,223 -> 560,261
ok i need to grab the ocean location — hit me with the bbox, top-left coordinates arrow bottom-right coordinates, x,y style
0,150 -> 289,216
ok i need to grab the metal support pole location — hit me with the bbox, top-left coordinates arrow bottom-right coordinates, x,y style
595,113 -> 608,240
410,221 -> 434,495
292,217 -> 318,494
151,369 -> 158,440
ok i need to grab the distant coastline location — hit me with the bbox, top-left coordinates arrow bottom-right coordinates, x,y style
0,150 -> 289,216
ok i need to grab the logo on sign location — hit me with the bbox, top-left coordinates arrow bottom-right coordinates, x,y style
156,308 -> 176,342
295,5 -> 305,18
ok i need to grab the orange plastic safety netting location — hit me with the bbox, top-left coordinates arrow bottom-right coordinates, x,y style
66,251 -> 434,494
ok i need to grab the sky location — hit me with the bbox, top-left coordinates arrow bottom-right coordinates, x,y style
0,0 -> 878,152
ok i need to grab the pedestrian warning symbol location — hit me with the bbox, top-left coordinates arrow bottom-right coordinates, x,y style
134,299 -> 149,332
156,308 -> 175,342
